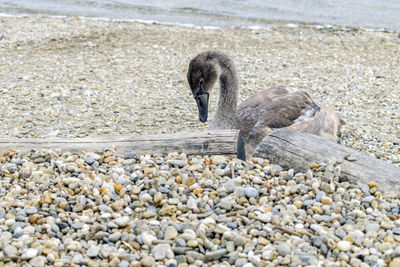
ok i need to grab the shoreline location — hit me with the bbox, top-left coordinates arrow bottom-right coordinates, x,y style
0,12 -> 398,33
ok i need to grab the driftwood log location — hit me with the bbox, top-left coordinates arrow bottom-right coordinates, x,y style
254,129 -> 400,195
0,130 -> 245,159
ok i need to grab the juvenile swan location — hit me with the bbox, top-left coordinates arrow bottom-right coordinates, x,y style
187,51 -> 343,155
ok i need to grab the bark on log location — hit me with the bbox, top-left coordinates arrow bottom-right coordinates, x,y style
254,129 -> 400,195
0,130 -> 245,159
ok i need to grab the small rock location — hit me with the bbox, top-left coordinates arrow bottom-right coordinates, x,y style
142,232 -> 157,247
152,244 -> 171,260
141,256 -> 155,267
2,244 -> 18,259
164,226 -> 178,240
244,186 -> 259,198
337,241 -> 352,252
29,256 -> 47,267
321,196 -> 332,205
277,243 -> 291,256
109,232 -> 122,242
212,155 -> 226,165
21,248 -> 38,260
365,223 -> 380,233
257,212 -> 272,223
124,152 -> 136,159
234,236 -> 246,247
115,216 -> 129,227
87,246 -> 100,258
392,227 -> 400,235
84,156 -> 95,165
220,197 -> 234,210
205,249 -> 227,261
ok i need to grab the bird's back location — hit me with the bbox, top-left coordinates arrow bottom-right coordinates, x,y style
235,86 -> 319,132
234,86 -> 341,155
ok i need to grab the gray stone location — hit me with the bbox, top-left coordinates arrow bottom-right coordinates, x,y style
2,244 -> 18,259
392,227 -> 400,235
391,246 -> 400,257
11,221 -> 25,231
124,152 -> 136,159
175,238 -> 186,247
115,216 -> 129,227
349,230 -> 364,246
87,246 -> 100,258
109,232 -> 121,242
141,256 -> 156,267
117,261 -> 129,267
100,245 -> 114,259
205,249 -> 227,261
244,186 -> 259,198
277,243 -> 291,256
71,222 -> 84,229
84,156 -> 95,165
257,212 -> 272,223
21,248 -> 39,260
152,243 -> 171,260
29,256 -> 47,267
235,258 -> 249,267
335,227 -> 346,239
175,255 -> 187,264
13,227 -> 23,238
234,236 -> 246,247
164,225 -> 178,240
220,197 -> 234,210
315,191 -> 326,202
365,223 -> 380,233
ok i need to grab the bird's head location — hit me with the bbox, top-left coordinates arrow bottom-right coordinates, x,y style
187,52 -> 221,123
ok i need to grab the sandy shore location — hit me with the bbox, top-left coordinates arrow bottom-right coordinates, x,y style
0,16 -> 399,165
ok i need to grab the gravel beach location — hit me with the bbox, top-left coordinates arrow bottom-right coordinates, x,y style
0,16 -> 400,266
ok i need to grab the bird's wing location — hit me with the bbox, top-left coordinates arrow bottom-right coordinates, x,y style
235,87 -> 319,131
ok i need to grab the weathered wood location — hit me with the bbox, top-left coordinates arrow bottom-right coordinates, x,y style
0,130 -> 245,158
254,129 -> 400,195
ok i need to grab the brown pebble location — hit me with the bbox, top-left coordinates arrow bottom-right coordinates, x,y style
28,214 -> 40,224
114,184 -> 123,194
185,176 -> 196,187
103,156 -> 116,163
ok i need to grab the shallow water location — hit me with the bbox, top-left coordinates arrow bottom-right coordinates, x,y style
0,0 -> 399,29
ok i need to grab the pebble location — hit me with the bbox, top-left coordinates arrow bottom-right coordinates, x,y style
392,227 -> 400,235
220,197 -> 234,210
205,249 -> 227,261
365,223 -> 380,233
115,216 -> 129,227
337,241 -> 352,252
212,155 -> 226,165
87,246 -> 100,258
109,232 -> 121,242
29,256 -> 47,267
84,156 -> 95,165
244,186 -> 259,198
21,248 -> 39,260
390,258 -> 400,267
141,256 -> 156,267
0,149 -> 399,267
165,226 -> 178,240
277,243 -> 291,256
124,152 -> 136,159
3,244 -> 18,259
153,244 -> 172,260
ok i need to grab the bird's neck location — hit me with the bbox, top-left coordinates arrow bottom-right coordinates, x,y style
209,56 -> 238,130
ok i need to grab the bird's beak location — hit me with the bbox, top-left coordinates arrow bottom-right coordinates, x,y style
195,88 -> 209,123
